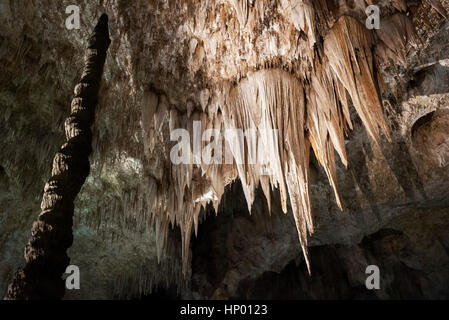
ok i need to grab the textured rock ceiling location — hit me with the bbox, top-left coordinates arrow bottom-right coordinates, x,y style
0,0 -> 449,299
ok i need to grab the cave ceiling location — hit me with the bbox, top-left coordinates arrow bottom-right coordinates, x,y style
0,0 -> 449,299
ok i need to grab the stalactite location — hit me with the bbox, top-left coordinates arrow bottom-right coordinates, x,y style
1,0 -> 446,299
104,3 -> 420,282
324,16 -> 391,144
146,16 -> 393,275
375,13 -> 421,66
428,0 -> 448,18
229,0 -> 249,27
4,14 -> 111,300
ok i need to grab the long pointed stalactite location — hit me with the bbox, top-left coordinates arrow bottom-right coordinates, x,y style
149,15 -> 394,275
4,14 -> 111,300
0,0 -> 447,299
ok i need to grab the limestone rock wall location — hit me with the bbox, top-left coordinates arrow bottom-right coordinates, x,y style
0,0 -> 448,299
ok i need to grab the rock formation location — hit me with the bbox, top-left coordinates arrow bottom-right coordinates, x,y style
4,13 -> 111,300
0,0 -> 448,299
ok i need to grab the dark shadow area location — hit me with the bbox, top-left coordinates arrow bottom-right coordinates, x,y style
181,177 -> 449,300
138,286 -> 181,300
360,228 -> 427,300
231,226 -> 445,300
233,246 -> 374,300
411,108 -> 449,168
0,165 -> 7,186
345,123 -> 381,222
189,181 -> 267,298
379,118 -> 427,202
409,64 -> 449,96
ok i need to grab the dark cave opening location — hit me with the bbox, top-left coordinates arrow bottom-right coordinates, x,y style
0,165 -> 8,189
411,108 -> 449,167
139,180 -> 449,300
2,1 -> 449,302
0,165 -> 6,179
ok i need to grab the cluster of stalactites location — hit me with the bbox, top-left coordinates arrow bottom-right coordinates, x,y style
137,14 -> 397,275
219,16 -> 393,272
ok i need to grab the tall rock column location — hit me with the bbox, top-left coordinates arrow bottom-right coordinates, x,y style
5,14 -> 111,300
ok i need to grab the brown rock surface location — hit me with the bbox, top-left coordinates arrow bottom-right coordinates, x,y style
0,0 -> 448,299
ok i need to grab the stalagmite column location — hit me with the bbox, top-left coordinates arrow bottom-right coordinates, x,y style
4,14 -> 111,300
